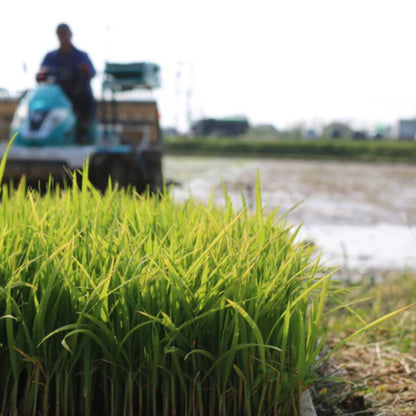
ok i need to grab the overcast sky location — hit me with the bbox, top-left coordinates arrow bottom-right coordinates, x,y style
2,0 -> 416,131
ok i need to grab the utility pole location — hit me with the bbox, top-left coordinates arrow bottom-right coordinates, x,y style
186,63 -> 194,132
105,25 -> 111,63
174,61 -> 183,131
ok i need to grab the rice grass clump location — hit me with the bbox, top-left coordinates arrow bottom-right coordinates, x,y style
0,177 -> 331,415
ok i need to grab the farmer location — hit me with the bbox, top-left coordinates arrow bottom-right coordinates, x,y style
37,23 -> 96,142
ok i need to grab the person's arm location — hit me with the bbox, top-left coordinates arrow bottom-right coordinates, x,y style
37,52 -> 56,82
40,52 -> 50,67
79,52 -> 96,79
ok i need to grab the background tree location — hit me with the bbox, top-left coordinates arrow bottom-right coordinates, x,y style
322,122 -> 352,139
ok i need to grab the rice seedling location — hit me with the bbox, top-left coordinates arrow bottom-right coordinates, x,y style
0,159 -> 332,415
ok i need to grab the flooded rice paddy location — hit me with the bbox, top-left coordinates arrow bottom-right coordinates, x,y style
164,156 -> 416,276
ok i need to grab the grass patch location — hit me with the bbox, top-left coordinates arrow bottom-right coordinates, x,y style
164,137 -> 416,163
315,272 -> 416,415
0,172 -> 333,415
326,272 -> 415,352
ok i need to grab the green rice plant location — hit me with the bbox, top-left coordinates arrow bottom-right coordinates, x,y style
0,164 -> 334,415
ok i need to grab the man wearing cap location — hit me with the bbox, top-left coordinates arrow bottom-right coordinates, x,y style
38,23 -> 96,143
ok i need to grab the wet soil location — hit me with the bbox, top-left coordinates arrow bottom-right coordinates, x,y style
165,156 -> 416,274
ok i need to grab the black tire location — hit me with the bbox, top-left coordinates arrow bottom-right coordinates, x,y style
90,152 -> 161,194
90,154 -> 130,192
107,159 -> 128,188
143,150 -> 163,194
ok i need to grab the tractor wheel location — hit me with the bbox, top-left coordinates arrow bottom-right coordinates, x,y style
107,160 -> 128,188
144,150 -> 163,194
90,154 -> 130,192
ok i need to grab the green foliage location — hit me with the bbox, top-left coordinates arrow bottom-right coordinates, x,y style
164,137 -> 416,162
0,171 -> 332,415
325,272 -> 416,354
321,122 -> 353,139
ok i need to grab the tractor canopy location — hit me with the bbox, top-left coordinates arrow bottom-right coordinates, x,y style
103,62 -> 161,91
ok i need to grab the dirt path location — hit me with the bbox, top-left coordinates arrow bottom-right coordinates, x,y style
165,156 -> 416,273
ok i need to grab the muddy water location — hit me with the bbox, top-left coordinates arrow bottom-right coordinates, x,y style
164,156 -> 416,275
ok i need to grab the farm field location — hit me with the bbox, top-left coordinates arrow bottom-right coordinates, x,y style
165,155 -> 416,276
1,153 -> 415,415
164,155 -> 416,415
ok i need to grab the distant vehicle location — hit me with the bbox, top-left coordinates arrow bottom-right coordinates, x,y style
191,117 -> 249,137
